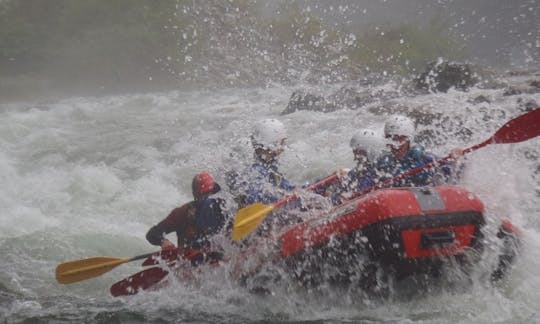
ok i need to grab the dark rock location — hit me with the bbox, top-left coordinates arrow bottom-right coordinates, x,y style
282,82 -> 401,115
414,60 -> 479,93
327,87 -> 391,110
409,109 -> 443,127
327,87 -> 366,109
367,102 -> 409,116
469,95 -> 491,105
478,107 -> 506,121
516,98 -> 538,112
503,87 -> 523,96
503,81 -> 540,96
281,90 -> 337,115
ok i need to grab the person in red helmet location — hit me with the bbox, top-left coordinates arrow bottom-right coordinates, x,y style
146,172 -> 228,251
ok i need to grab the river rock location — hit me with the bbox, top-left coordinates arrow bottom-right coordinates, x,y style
281,90 -> 337,115
414,60 -> 479,93
503,80 -> 540,96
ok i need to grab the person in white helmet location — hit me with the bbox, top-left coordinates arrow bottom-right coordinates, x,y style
230,118 -> 296,208
328,129 -> 385,204
376,115 -> 463,187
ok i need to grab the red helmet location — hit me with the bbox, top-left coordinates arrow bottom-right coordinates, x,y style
192,172 -> 220,200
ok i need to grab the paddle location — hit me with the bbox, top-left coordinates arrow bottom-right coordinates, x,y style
140,248 -> 180,266
232,173 -> 339,240
140,248 -> 222,266
346,106 -> 540,200
56,250 -> 176,284
110,250 -> 224,297
110,266 -> 169,297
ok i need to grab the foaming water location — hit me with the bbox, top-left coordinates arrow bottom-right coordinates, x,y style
1,79 -> 539,322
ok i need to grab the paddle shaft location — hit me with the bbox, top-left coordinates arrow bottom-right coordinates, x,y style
274,174 -> 338,209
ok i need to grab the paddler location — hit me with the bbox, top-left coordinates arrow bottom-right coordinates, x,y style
146,172 -> 228,251
228,118 -> 296,207
329,129 -> 385,204
376,115 -> 464,187
226,118 -> 303,233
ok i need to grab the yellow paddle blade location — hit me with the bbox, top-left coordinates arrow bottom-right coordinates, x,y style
232,203 -> 274,241
56,257 -> 129,284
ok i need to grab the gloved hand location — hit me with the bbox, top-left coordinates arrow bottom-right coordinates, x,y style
450,148 -> 464,160
336,167 -> 351,180
160,239 -> 176,251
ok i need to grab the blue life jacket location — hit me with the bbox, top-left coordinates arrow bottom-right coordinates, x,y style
345,164 -> 378,192
194,197 -> 226,240
243,161 -> 295,205
323,164 -> 377,205
376,145 -> 452,187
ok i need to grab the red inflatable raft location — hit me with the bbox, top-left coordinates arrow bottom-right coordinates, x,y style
276,185 -> 520,285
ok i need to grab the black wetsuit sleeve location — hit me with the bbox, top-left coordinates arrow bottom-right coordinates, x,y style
146,224 -> 168,246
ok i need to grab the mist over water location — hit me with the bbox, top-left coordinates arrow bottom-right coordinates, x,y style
1,0 -> 540,323
1,0 -> 538,100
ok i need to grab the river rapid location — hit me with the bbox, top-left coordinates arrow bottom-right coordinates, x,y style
1,75 -> 540,323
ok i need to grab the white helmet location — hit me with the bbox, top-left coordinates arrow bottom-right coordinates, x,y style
384,115 -> 415,139
251,119 -> 287,150
349,129 -> 384,161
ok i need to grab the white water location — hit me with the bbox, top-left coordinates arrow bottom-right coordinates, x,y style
1,79 -> 540,323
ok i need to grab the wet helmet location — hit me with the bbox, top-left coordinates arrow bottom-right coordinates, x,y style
349,129 -> 384,161
192,171 -> 220,200
251,119 -> 287,150
384,115 -> 415,139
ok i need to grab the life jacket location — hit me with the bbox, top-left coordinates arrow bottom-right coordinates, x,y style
194,198 -> 224,232
320,163 -> 378,205
255,161 -> 294,189
189,197 -> 226,249
345,163 -> 378,191
376,145 -> 440,187
243,161 -> 295,204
